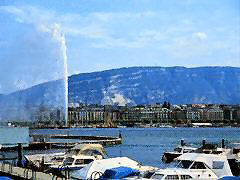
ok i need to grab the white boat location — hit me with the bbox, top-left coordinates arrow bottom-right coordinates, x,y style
49,154 -> 102,171
150,153 -> 233,179
162,146 -> 197,163
46,144 -> 106,171
24,144 -> 107,170
71,157 -> 157,180
195,144 -> 240,176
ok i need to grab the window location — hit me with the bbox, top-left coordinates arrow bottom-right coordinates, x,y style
174,148 -> 182,153
152,174 -> 164,179
82,150 -> 102,156
177,160 -> 192,169
180,175 -> 192,179
190,162 -> 206,169
63,157 -> 74,165
183,149 -> 193,153
75,159 -> 84,165
212,161 -> 224,169
84,159 -> 94,164
51,157 -> 64,163
144,171 -> 155,178
165,175 -> 179,180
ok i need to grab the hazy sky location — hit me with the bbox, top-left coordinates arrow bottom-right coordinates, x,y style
0,0 -> 239,93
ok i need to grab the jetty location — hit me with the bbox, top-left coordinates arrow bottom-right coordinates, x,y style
0,161 -> 67,180
0,134 -> 122,151
0,134 -> 122,179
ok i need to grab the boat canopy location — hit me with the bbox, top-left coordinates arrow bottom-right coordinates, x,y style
67,144 -> 107,157
71,157 -> 140,179
177,153 -> 233,177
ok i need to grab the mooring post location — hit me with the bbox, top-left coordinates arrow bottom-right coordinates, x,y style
202,139 -> 206,146
180,138 -> 184,146
222,138 -> 225,148
17,143 -> 23,167
119,131 -> 122,139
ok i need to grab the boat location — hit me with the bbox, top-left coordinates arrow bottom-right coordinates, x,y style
71,157 -> 157,179
151,153 -> 233,179
195,143 -> 240,176
24,144 -> 107,171
49,154 -> 101,171
100,166 -> 140,179
162,145 -> 196,163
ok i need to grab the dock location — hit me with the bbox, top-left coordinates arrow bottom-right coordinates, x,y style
0,162 -> 68,180
0,134 -> 122,151
0,134 -> 122,179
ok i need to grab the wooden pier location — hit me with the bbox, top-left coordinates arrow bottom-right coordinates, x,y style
0,162 -> 68,180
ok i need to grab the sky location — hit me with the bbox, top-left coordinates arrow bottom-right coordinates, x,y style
0,0 -> 239,94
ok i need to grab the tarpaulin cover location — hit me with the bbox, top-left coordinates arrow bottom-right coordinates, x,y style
219,177 -> 240,180
102,166 -> 139,179
0,177 -> 13,180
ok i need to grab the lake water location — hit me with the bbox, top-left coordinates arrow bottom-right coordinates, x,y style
0,127 -> 29,145
29,127 -> 240,168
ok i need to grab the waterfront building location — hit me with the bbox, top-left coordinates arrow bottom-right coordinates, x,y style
67,104 -> 239,126
233,108 -> 240,122
186,108 -> 203,121
203,108 -> 224,121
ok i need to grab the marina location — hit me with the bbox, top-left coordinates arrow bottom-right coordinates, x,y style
1,0 -> 239,179
0,127 -> 240,179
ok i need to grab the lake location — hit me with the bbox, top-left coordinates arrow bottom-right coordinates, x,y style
29,127 -> 240,168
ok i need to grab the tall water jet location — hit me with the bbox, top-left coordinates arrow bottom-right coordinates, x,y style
0,22 -> 68,127
51,24 -> 68,126
64,38 -> 68,126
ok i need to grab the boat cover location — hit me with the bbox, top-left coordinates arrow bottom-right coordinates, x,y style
67,144 -> 107,157
0,177 -> 13,180
71,157 -> 140,179
102,166 -> 140,179
218,177 -> 240,180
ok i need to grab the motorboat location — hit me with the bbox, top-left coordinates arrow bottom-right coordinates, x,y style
71,157 -> 157,179
195,143 -> 240,176
24,144 -> 107,171
148,168 -> 202,179
49,154 -> 102,171
162,145 -> 196,163
46,144 -> 106,172
151,153 -> 233,179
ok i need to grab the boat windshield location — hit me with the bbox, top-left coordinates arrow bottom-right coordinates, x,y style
83,150 -> 102,156
190,162 -> 206,169
63,157 -> 74,166
75,159 -> 94,165
183,148 -> 193,153
176,160 -> 193,169
51,156 -> 65,163
174,147 -> 182,153
151,174 -> 165,179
